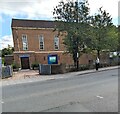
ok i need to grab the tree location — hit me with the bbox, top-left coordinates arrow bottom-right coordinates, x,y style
106,25 -> 118,51
2,45 -> 14,57
90,7 -> 113,58
53,0 -> 91,70
118,25 -> 120,52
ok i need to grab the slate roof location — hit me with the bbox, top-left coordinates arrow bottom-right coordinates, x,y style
11,19 -> 57,28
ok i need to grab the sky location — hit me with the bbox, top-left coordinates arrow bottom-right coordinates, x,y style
0,0 -> 119,50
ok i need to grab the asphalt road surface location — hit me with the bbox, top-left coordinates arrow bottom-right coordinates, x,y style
2,69 -> 118,112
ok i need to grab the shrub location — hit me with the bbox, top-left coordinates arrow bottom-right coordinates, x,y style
12,62 -> 19,70
31,62 -> 39,70
80,64 -> 89,70
2,57 -> 4,64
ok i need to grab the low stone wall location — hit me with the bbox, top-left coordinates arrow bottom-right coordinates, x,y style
51,64 -> 66,74
4,55 -> 14,66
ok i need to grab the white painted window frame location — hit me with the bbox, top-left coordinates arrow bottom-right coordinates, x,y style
22,34 -> 28,50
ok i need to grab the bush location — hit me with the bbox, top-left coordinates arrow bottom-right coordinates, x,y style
12,62 -> 19,70
80,64 -> 89,70
68,64 -> 90,72
2,57 -> 4,64
31,62 -> 39,70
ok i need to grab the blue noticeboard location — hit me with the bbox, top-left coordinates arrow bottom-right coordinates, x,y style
48,54 -> 58,64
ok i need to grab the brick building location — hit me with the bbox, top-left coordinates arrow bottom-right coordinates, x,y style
12,19 -> 93,69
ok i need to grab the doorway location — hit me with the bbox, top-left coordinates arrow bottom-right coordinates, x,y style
21,57 -> 30,69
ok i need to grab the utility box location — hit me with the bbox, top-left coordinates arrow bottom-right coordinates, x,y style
39,64 -> 66,75
2,65 -> 13,78
39,64 -> 51,75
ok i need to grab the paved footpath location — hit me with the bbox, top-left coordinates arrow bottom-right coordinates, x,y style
0,66 -> 119,86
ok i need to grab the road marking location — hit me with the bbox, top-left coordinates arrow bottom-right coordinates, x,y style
1,101 -> 4,104
96,95 -> 104,99
50,78 -> 55,80
56,77 -> 64,79
29,80 -> 33,82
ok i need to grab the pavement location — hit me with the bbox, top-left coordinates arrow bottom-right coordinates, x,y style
0,66 -> 119,86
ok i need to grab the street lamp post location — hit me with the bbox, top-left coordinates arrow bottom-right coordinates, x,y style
76,0 -> 79,71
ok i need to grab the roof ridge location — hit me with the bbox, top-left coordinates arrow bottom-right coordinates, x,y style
12,18 -> 55,22
11,18 -> 56,28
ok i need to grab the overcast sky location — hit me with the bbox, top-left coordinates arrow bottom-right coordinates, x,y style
0,0 -> 119,49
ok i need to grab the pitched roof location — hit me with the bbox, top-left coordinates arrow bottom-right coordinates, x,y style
11,19 -> 57,29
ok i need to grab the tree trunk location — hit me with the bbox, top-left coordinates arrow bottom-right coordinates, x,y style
73,55 -> 79,71
97,50 -> 100,59
76,59 -> 79,71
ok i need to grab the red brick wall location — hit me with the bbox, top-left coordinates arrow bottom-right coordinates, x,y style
34,52 -> 74,65
12,28 -> 96,68
12,29 -> 65,51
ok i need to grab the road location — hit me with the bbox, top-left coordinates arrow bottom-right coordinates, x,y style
2,69 -> 118,112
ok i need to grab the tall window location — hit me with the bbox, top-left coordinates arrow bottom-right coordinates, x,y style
54,35 -> 59,50
22,34 -> 28,50
39,35 -> 44,50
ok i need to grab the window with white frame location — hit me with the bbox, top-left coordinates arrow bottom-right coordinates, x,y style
22,34 -> 28,50
39,35 -> 44,50
54,35 -> 59,50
